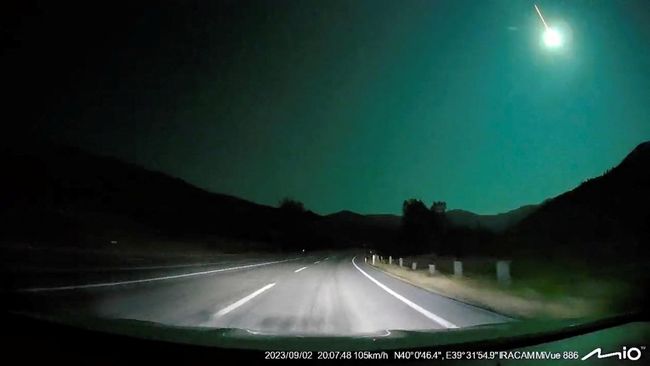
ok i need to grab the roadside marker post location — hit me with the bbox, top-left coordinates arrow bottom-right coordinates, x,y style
497,260 -> 512,285
453,261 -> 463,277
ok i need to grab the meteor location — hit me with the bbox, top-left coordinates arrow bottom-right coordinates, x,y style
534,4 -> 563,48
534,4 -> 548,30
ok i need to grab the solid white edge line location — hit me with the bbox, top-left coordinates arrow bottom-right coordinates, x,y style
294,266 -> 308,273
19,258 -> 300,292
314,261 -> 320,264
215,283 -> 276,317
351,256 -> 458,329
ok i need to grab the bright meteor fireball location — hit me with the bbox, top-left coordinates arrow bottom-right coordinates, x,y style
543,27 -> 563,48
535,4 -> 564,49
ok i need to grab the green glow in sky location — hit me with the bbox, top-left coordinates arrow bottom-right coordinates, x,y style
37,0 -> 650,214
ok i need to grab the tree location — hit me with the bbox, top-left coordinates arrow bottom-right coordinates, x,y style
276,197 -> 308,251
400,199 -> 450,255
429,201 -> 448,254
278,197 -> 305,214
401,199 -> 430,254
430,201 -> 447,214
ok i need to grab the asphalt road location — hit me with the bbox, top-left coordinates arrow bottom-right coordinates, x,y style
8,251 -> 510,335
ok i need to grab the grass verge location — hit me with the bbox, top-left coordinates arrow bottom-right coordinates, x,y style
371,261 -> 626,319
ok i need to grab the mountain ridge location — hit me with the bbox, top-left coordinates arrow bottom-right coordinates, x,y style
2,140 -> 648,259
502,141 -> 650,259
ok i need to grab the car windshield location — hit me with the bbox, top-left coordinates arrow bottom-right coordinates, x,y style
2,0 -> 649,357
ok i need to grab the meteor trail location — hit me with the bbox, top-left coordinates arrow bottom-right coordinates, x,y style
534,4 -> 549,30
534,4 -> 563,48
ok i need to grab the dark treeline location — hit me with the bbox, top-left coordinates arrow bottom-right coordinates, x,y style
395,199 -> 494,257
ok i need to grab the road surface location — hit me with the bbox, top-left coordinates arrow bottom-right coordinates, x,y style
7,251 -> 510,335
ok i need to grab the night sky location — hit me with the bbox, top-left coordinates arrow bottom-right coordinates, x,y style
4,0 -> 650,215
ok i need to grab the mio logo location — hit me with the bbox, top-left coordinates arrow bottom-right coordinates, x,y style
581,346 -> 645,361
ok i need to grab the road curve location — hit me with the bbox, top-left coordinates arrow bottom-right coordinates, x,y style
8,251 -> 510,335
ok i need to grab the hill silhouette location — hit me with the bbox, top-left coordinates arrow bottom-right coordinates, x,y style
502,141 -> 650,259
446,205 -> 539,233
1,143 -> 408,252
3,141 -> 649,260
321,210 -> 399,248
322,207 -> 541,234
1,143 -> 324,250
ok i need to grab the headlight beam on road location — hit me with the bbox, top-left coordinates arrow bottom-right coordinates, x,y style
351,256 -> 458,329
214,283 -> 276,318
